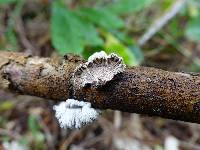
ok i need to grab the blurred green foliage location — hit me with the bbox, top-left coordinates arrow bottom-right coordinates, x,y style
0,0 -> 16,4
28,115 -> 45,149
0,116 -> 7,128
77,7 -> 124,29
104,33 -> 138,66
0,0 -> 200,148
0,0 -> 200,67
185,15 -> 200,42
0,101 -> 14,111
106,0 -> 154,15
51,1 -> 85,54
50,0 -> 152,65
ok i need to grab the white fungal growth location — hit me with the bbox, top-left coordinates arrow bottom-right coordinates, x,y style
54,51 -> 125,129
53,99 -> 101,129
87,51 -> 108,62
73,51 -> 126,89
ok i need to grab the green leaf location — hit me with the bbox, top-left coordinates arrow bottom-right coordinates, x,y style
188,0 -> 200,17
129,45 -> 144,65
51,1 -> 103,55
161,0 -> 174,10
28,115 -> 41,135
34,132 -> 45,142
5,28 -> 18,51
78,19 -> 103,46
0,101 -> 14,111
51,1 -> 84,55
77,7 -> 124,30
106,0 -> 154,15
154,144 -> 163,150
110,30 -> 144,64
0,116 -> 7,127
168,19 -> 183,38
104,33 -> 138,66
28,115 -> 45,149
188,59 -> 200,72
185,15 -> 200,42
0,0 -> 16,4
110,30 -> 134,45
3,0 -> 24,50
1,135 -> 10,142
19,137 -> 29,148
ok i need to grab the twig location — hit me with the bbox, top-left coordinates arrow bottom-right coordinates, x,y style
138,0 -> 187,46
15,15 -> 36,54
0,51 -> 199,124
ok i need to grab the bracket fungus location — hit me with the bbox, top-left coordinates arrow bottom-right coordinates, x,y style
54,51 -> 126,129
72,51 -> 126,89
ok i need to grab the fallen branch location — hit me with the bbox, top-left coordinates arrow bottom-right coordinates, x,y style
0,51 -> 199,123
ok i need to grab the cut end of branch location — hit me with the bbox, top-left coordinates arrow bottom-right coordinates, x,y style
72,51 -> 126,89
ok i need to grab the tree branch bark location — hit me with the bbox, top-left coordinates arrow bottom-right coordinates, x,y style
0,51 -> 200,123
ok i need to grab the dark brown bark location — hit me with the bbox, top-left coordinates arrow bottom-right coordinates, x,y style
0,51 -> 200,123
0,51 -> 85,100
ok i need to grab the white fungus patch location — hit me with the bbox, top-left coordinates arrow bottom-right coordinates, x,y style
175,72 -> 191,78
164,136 -> 179,150
87,51 -> 108,62
53,99 -> 100,129
3,140 -> 28,150
73,51 -> 126,89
